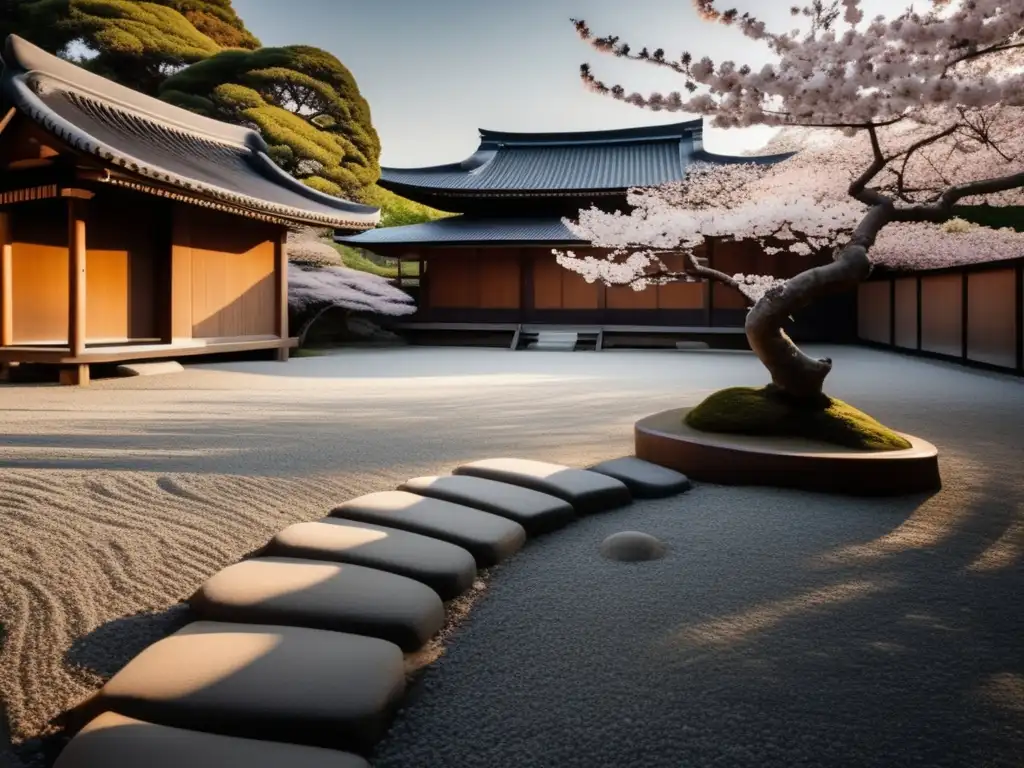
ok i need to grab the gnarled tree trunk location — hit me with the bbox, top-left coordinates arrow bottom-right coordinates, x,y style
743,205 -> 890,401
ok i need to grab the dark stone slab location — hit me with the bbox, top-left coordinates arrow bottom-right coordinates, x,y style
264,519 -> 477,601
189,557 -> 445,652
588,456 -> 692,498
453,458 -> 632,514
398,475 -> 575,536
55,713 -> 370,768
68,621 -> 405,755
330,491 -> 526,568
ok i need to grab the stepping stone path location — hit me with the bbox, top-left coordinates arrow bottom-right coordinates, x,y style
190,557 -> 445,652
588,457 -> 692,499
54,712 -> 370,768
330,491 -> 526,568
63,456 -> 693,767
69,621 -> 405,755
399,475 -> 576,536
264,519 -> 478,601
454,458 -> 632,514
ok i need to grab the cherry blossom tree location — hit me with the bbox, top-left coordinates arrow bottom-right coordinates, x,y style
287,227 -> 415,346
566,0 -> 1024,401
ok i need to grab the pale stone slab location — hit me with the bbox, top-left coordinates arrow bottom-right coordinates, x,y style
55,713 -> 370,768
190,557 -> 445,652
116,361 -> 184,377
69,622 -> 405,755
399,475 -> 575,536
264,519 -> 477,601
588,456 -> 692,498
330,491 -> 526,568
453,458 -> 632,514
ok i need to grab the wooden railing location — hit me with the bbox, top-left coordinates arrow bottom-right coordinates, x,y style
857,257 -> 1024,375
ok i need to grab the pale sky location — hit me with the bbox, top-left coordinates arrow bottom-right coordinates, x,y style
231,0 -> 897,169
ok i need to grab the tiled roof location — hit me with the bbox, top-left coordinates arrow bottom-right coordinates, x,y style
0,36 -> 379,230
337,216 -> 585,246
379,120 -> 793,196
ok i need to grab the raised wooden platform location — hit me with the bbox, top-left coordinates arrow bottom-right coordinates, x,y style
0,336 -> 298,385
635,407 -> 941,496
0,335 -> 297,365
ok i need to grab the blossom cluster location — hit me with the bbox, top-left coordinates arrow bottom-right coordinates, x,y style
575,1 -> 1024,129
288,264 -> 416,316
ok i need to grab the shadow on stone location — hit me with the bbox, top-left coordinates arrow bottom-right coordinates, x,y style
64,604 -> 194,681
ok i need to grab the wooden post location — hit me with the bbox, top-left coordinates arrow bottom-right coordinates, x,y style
274,228 -> 289,361
67,196 -> 87,359
1,209 -> 12,348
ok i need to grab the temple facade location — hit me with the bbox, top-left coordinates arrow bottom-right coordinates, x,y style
340,120 -> 855,347
0,35 -> 378,384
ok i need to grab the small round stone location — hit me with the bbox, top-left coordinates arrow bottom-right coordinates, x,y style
599,531 -> 667,562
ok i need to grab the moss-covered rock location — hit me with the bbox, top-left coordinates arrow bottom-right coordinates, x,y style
684,386 -> 912,452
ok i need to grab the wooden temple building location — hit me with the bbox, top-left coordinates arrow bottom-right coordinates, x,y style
341,120 -> 857,349
0,35 -> 378,384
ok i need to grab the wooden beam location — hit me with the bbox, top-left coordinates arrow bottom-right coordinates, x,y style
6,158 -> 54,171
0,107 -> 15,137
59,365 -> 90,387
60,188 -> 96,200
0,210 -> 12,347
67,197 -> 87,357
274,227 -> 289,361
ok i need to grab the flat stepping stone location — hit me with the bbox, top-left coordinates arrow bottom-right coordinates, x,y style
55,712 -> 369,768
190,557 -> 444,652
264,519 -> 477,601
588,457 -> 692,498
453,458 -> 632,514
399,475 -> 575,536
330,491 -> 526,568
69,621 -> 405,755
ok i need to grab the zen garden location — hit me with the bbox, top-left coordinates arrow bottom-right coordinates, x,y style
1,0 -> 1023,766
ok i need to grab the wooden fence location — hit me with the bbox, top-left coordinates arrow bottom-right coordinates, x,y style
857,257 -> 1024,375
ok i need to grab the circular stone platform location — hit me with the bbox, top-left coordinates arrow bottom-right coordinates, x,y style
635,408 -> 941,496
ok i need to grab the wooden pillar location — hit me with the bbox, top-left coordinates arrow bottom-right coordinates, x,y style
67,196 -> 87,358
274,228 -> 289,361
0,209 -> 12,348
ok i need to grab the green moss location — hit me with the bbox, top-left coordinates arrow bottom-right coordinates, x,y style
684,386 -> 912,452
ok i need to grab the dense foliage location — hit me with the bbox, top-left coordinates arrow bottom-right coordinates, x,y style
160,45 -> 380,196
0,0 -> 257,93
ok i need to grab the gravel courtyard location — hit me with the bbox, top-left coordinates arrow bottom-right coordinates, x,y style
0,345 -> 1021,767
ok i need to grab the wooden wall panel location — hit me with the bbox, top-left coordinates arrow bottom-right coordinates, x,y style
10,200 -> 68,343
532,251 -> 563,310
86,191 -> 162,341
607,282 -> 657,310
967,269 -> 1016,368
857,280 -> 891,343
561,268 -> 600,309
711,240 -> 760,310
478,250 -> 520,309
180,207 -> 278,338
920,273 -> 962,358
426,251 -> 481,308
170,205 -> 194,339
893,277 -> 918,350
656,251 -> 705,310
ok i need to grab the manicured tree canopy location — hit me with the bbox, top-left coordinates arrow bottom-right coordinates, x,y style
568,0 -> 1024,401
157,0 -> 260,49
160,45 -> 381,197
0,0 -> 247,94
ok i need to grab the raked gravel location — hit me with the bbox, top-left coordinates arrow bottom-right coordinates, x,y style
0,345 -> 1021,767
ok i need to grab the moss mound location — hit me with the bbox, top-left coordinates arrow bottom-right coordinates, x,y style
684,386 -> 912,452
